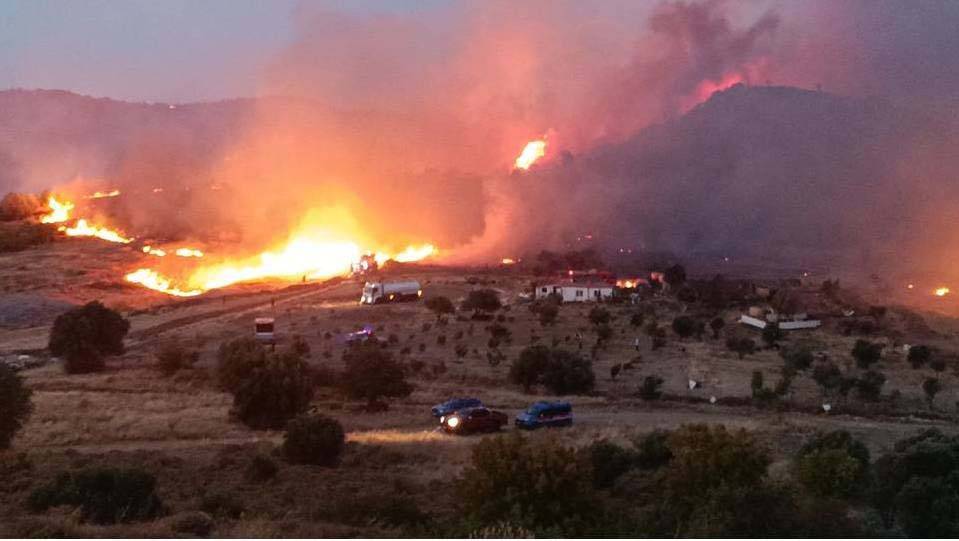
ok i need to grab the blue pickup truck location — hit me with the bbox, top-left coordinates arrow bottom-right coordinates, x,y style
431,397 -> 483,418
514,401 -> 573,429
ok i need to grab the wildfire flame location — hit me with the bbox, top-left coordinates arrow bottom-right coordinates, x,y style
935,287 -> 950,297
86,189 -> 121,199
125,269 -> 202,297
174,248 -> 204,258
60,219 -> 133,244
40,196 -> 74,224
142,245 -> 167,257
501,258 -> 516,265
514,139 -> 546,170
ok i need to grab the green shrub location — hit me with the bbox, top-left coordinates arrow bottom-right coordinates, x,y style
461,289 -> 502,315
0,363 -> 33,449
852,339 -> 883,369
855,370 -> 886,401
49,301 -> 129,374
155,343 -> 198,376
27,467 -> 164,524
587,440 -> 636,489
282,414 -> 345,466
761,323 -> 783,346
425,296 -> 455,319
780,344 -> 814,371
633,430 -> 673,469
671,316 -> 696,339
200,491 -> 245,518
588,307 -> 611,326
245,453 -> 278,483
232,351 -> 314,429
340,342 -> 412,409
216,337 -> 266,392
908,345 -> 932,369
725,336 -> 755,359
509,345 -> 550,392
795,431 -> 870,498
509,346 -> 594,395
457,432 -> 597,535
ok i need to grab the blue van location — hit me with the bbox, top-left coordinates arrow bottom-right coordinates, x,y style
514,401 -> 573,429
431,397 -> 483,418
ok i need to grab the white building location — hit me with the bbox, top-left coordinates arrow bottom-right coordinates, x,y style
534,283 -> 615,303
739,314 -> 821,330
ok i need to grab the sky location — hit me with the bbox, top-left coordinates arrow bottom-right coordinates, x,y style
0,0 -> 443,102
0,0 -> 769,103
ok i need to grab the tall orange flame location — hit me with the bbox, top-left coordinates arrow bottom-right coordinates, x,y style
514,139 -> 546,170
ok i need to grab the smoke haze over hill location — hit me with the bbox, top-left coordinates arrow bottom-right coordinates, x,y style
1,1 -> 959,278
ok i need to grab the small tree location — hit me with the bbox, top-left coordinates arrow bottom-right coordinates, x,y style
457,432 -> 597,535
639,375 -> 664,400
794,431 -> 870,499
595,323 -> 613,344
509,345 -> 550,392
425,296 -> 455,320
0,363 -> 32,449
709,317 -> 725,339
233,351 -> 314,429
630,312 -> 646,328
780,344 -> 814,371
538,303 -> 559,326
852,339 -> 883,369
922,377 -> 942,409
672,316 -> 696,339
855,370 -> 885,401
216,337 -> 267,392
340,343 -> 413,410
540,350 -> 595,395
156,343 -> 198,376
49,301 -> 130,373
282,413 -> 345,466
587,306 -> 611,326
812,360 -> 842,396
462,289 -> 502,316
908,345 -> 932,369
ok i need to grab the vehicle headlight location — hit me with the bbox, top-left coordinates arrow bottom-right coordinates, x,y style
440,416 -> 445,423
446,416 -> 460,428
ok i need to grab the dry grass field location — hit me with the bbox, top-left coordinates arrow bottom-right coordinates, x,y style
3,243 -> 959,536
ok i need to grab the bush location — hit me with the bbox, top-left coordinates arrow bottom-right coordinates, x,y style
595,323 -> 613,343
630,312 -> 646,328
907,345 -> 932,369
457,432 -> 597,535
0,363 -> 32,449
509,346 -> 594,395
540,350 -> 595,395
795,431 -> 870,498
671,316 -> 696,339
155,343 -> 198,376
538,303 -> 559,326
639,375 -> 664,400
424,295 -> 455,319
290,334 -> 311,357
28,467 -> 164,524
49,301 -> 130,373
245,453 -> 278,483
200,491 -> 246,518
812,359 -> 842,395
169,511 -> 215,537
216,337 -> 266,392
852,339 -> 883,369
855,370 -> 886,401
922,377 -> 943,408
232,351 -> 314,429
462,289 -> 502,315
633,430 -> 673,469
587,440 -> 637,489
709,316 -> 725,338
780,344 -> 814,371
761,323 -> 783,346
873,430 -> 959,537
509,345 -> 550,392
588,307 -> 611,326
725,336 -> 756,359
340,343 -> 413,409
0,221 -> 56,252
0,192 -> 41,221
282,414 -> 345,466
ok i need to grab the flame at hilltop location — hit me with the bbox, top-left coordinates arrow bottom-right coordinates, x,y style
40,195 -> 133,244
514,139 -> 547,170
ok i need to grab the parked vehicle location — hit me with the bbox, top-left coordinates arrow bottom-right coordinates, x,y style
514,401 -> 573,429
440,407 -> 508,435
431,397 -> 483,418
254,317 -> 275,344
344,325 -> 383,346
360,280 -> 422,304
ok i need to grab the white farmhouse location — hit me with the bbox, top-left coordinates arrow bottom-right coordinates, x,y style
534,282 -> 615,303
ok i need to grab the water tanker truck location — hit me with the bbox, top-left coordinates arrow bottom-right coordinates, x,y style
360,280 -> 422,304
